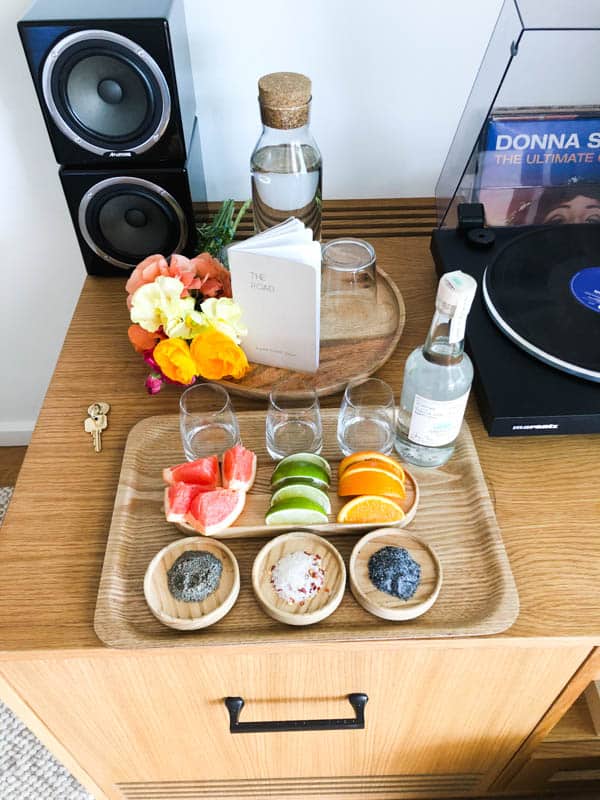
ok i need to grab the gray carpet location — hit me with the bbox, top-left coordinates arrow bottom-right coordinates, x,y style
0,487 -> 92,800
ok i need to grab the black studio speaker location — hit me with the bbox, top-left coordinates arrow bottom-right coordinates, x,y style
60,126 -> 204,276
19,0 -> 207,275
18,0 -> 197,166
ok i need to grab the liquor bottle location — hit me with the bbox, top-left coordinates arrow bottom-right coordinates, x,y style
251,72 -> 322,239
395,270 -> 477,468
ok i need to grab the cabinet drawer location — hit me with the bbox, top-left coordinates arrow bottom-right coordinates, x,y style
0,645 -> 588,797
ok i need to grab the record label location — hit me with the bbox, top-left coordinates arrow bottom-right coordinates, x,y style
570,267 -> 600,313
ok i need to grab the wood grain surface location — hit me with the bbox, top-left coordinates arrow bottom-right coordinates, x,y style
0,644 -> 589,791
197,198 -> 438,240
1,198 -> 599,653
216,268 -> 405,399
93,412 -> 517,648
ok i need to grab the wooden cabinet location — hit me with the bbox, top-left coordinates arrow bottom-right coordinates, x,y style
0,644 -> 589,800
498,649 -> 600,797
506,695 -> 600,794
2,214 -> 600,800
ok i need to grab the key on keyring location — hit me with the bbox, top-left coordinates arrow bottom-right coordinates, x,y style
84,415 -> 101,452
85,402 -> 110,452
88,402 -> 110,417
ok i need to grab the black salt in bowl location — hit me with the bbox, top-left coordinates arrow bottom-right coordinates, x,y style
144,536 -> 240,631
349,528 -> 442,622
368,545 -> 421,601
167,550 -> 223,603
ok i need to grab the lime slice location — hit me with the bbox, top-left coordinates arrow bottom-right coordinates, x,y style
271,460 -> 329,490
265,498 -> 329,526
277,452 -> 331,478
270,483 -> 331,514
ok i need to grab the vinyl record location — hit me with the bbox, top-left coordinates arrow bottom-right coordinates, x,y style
483,225 -> 600,382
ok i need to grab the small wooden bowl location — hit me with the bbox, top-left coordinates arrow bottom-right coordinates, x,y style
252,531 -> 346,626
349,528 -> 442,621
144,537 -> 240,631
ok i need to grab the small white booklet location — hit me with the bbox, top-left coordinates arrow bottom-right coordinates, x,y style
228,218 -> 322,373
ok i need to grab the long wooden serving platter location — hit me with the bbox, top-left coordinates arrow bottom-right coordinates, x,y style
95,411 -> 519,648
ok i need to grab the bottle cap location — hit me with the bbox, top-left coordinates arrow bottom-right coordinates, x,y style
258,72 -> 311,129
436,270 -> 477,343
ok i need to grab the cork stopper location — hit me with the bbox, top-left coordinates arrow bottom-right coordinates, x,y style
258,72 -> 312,129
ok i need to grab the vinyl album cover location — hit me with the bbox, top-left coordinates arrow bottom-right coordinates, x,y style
476,112 -> 600,226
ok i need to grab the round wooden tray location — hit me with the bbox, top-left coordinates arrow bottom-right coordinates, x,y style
349,528 -> 442,622
218,268 -> 405,399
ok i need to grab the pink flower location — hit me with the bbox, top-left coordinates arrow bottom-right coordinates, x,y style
145,371 -> 164,395
125,254 -> 201,309
143,349 -> 196,389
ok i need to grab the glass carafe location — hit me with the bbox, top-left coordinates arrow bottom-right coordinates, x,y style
251,72 -> 322,238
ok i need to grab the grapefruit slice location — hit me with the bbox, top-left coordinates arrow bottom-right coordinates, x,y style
338,451 -> 405,481
163,456 -> 219,487
222,444 -> 257,491
164,482 -> 208,524
185,488 -> 246,536
338,466 -> 406,499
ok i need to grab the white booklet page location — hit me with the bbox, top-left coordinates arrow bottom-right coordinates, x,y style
228,219 -> 321,373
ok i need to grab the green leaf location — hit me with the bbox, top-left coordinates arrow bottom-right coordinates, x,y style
195,199 -> 251,258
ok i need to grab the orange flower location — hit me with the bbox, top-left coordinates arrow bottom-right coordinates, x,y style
127,324 -> 166,354
189,252 -> 232,298
190,329 -> 250,381
153,338 -> 197,385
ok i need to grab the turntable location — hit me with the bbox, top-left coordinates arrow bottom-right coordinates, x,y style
432,0 -> 600,437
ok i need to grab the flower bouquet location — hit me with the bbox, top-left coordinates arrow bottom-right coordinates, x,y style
126,201 -> 251,394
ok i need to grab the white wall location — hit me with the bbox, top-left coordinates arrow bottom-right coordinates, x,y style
0,0 -> 502,444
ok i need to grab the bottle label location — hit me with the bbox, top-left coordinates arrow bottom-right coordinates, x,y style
408,391 -> 470,447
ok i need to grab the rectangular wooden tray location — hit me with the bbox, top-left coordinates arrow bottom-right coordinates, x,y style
94,411 -> 519,648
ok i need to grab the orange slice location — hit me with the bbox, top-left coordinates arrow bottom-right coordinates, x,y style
338,466 -> 406,499
337,495 -> 405,524
341,459 -> 405,485
338,451 -> 405,482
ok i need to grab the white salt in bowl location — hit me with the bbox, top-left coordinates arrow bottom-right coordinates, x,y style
252,531 -> 346,626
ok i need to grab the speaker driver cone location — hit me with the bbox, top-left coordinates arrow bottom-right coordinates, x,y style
42,30 -> 171,155
78,177 -> 187,270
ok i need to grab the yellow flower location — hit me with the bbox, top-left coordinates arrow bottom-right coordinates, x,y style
190,329 -> 250,380
199,297 -> 248,344
130,276 -> 199,337
153,338 -> 197,385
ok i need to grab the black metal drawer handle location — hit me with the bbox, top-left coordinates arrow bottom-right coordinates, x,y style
224,693 -> 368,733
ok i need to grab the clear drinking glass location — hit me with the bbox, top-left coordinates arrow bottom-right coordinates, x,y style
321,238 -> 377,299
265,389 -> 323,460
337,378 -> 396,456
320,238 -> 378,337
179,383 -> 240,461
